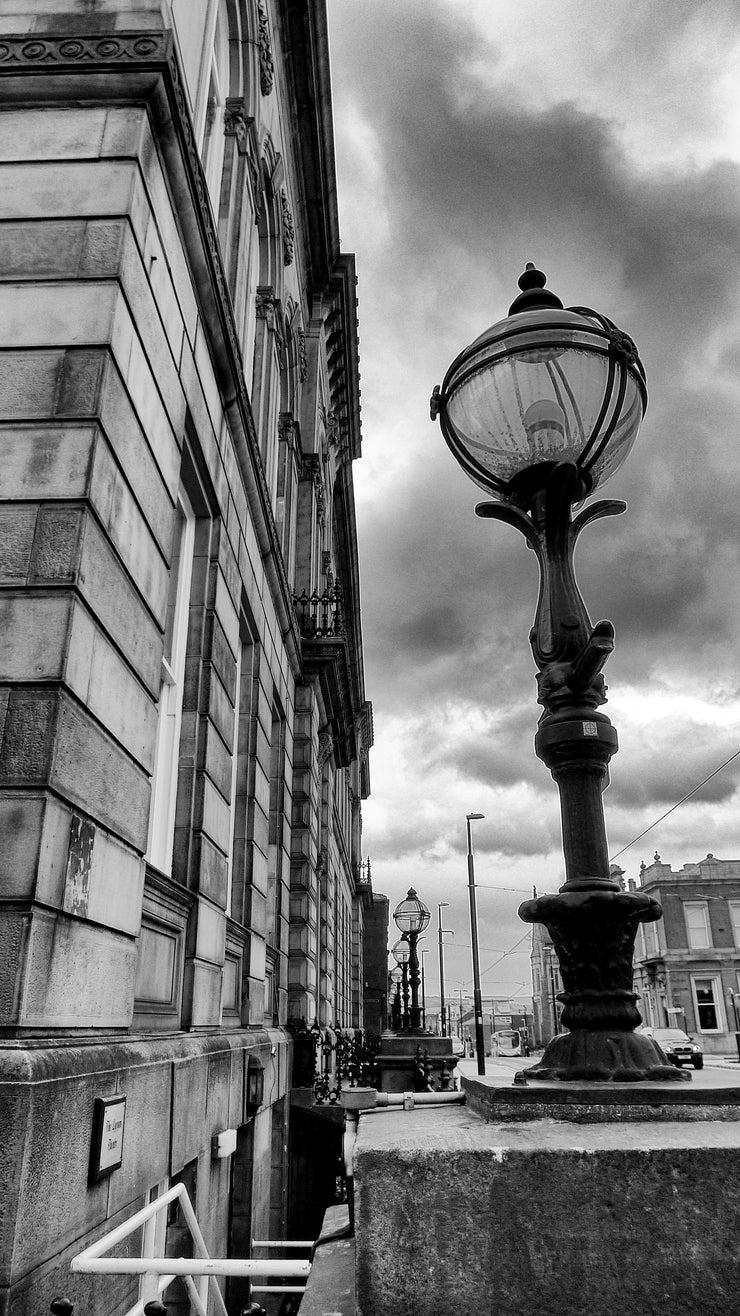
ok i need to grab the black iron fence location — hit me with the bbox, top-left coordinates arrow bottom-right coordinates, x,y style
293,582 -> 343,639
308,1022 -> 379,1104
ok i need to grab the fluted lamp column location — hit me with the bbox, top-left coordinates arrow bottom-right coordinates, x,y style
391,937 -> 411,1030
431,264 -> 683,1082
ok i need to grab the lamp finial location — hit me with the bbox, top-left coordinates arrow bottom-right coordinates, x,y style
508,264 -> 564,315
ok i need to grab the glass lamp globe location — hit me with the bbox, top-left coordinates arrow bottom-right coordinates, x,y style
391,938 -> 411,965
433,264 -> 647,506
393,888 -> 431,936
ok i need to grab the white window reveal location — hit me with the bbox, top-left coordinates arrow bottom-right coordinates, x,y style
147,488 -> 195,874
691,976 -> 723,1033
684,901 -> 711,950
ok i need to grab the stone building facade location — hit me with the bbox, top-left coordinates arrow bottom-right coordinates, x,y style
0,2 -> 372,1312
632,853 -> 740,1054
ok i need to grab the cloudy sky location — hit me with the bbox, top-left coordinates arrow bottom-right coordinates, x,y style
325,0 -> 740,1009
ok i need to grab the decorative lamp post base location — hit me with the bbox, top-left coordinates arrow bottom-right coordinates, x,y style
520,888 -> 689,1082
522,1028 -> 688,1083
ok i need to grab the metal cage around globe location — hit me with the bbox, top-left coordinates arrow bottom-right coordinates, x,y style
434,265 -> 648,506
393,888 -> 431,936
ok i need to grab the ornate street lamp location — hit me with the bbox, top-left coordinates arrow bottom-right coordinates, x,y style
431,264 -> 681,1082
393,889 -> 431,1032
391,937 -> 411,1030
389,967 -> 403,1030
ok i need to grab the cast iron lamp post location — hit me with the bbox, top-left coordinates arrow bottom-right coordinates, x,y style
393,889 -> 431,1033
432,264 -> 682,1082
391,938 -> 410,1030
466,812 -> 487,1075
390,967 -> 403,1030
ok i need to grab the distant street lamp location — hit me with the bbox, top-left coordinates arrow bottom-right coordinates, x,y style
438,901 -> 454,1037
393,890 -> 431,1032
432,264 -> 682,1082
466,812 -> 487,1075
389,966 -> 403,1030
391,937 -> 410,1030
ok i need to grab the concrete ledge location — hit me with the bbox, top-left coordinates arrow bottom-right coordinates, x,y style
299,1205 -> 354,1316
354,1105 -> 740,1315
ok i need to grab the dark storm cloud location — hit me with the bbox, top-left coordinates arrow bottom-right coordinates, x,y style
328,0 -> 740,913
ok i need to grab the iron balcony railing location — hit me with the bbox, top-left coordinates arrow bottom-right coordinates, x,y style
293,581 -> 344,639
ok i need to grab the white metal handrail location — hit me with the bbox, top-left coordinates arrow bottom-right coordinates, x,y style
71,1184 -> 311,1314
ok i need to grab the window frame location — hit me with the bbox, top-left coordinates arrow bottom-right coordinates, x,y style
683,900 -> 712,950
146,487 -> 196,876
690,974 -> 725,1034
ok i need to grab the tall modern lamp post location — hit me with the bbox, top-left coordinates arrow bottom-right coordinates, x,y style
393,890 -> 431,1032
432,263 -> 682,1082
438,901 -> 453,1037
466,812 -> 487,1074
420,948 -> 429,1030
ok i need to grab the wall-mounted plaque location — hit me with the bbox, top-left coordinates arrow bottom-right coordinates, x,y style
89,1096 -> 126,1184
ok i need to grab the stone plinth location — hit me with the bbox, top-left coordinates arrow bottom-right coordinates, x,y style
354,1098 -> 740,1315
374,1034 -> 457,1093
463,1073 -> 740,1123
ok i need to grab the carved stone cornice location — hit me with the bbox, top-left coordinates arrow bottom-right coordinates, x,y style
281,188 -> 295,266
257,2 -> 274,96
0,32 -> 165,65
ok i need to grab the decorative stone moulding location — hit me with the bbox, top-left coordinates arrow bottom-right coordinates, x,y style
258,2 -> 274,96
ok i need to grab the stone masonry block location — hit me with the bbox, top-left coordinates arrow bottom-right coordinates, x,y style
355,1108 -> 740,1316
8,906 -> 137,1030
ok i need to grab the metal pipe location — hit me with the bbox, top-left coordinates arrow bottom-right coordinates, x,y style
72,1259 -> 312,1278
374,1090 -> 464,1107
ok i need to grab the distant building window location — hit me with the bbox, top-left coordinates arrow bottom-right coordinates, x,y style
642,918 -> 660,957
691,976 -> 723,1032
729,901 -> 740,948
684,901 -> 711,949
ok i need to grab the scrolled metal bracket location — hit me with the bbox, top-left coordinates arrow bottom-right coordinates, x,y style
476,462 -> 626,711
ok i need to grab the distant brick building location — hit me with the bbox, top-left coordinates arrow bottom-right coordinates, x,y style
632,852 -> 740,1054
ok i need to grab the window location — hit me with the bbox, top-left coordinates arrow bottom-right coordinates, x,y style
684,901 -> 711,949
227,623 -> 259,926
171,0 -> 230,212
729,901 -> 740,947
147,489 -> 195,874
200,1 -> 230,209
691,976 -> 723,1032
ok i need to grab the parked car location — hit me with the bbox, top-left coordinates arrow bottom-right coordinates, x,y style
639,1026 -> 703,1069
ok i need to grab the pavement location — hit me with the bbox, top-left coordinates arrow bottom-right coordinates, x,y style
455,1049 -> 740,1088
